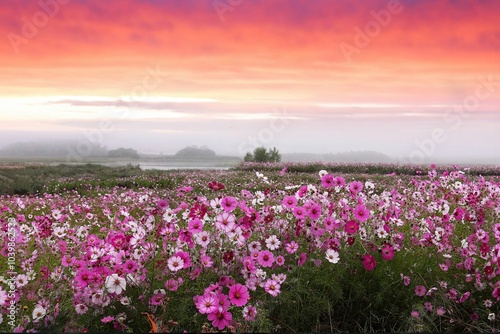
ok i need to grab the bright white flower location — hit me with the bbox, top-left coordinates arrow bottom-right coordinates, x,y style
488,313 -> 495,321
167,256 -> 184,272
325,249 -> 340,264
105,274 -> 126,295
120,296 -> 131,305
53,226 -> 66,238
15,274 -> 29,288
319,170 -> 328,178
32,306 -> 46,322
265,235 -> 281,250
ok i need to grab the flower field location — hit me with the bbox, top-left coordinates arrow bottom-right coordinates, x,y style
1,164 -> 500,332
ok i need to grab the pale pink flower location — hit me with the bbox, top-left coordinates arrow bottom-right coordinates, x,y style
105,274 -> 126,295
167,256 -> 184,272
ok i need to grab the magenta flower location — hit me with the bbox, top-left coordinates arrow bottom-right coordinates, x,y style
298,252 -> 307,266
196,292 -> 218,314
381,244 -> 395,261
345,220 -> 359,235
257,250 -> 275,267
207,309 -> 232,330
354,204 -> 370,222
361,254 -> 376,271
187,218 -> 204,234
264,278 -> 281,297
285,241 -> 299,254
150,293 -> 164,306
414,285 -> 426,297
220,196 -> 238,213
349,181 -> 363,194
228,284 -> 249,307
282,195 -> 297,209
321,174 -> 335,188
293,206 -> 306,220
307,203 -> 322,220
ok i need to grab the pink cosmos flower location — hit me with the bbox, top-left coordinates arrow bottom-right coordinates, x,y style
167,256 -> 184,272
157,199 -> 168,210
101,316 -> 114,323
228,284 -> 249,307
257,250 -> 275,267
381,244 -> 395,261
75,303 -> 88,315
174,251 -> 191,269
414,285 -> 426,297
275,255 -> 285,266
243,305 -> 257,321
207,309 -> 232,330
150,293 -> 164,306
200,255 -> 214,268
285,241 -> 299,254
188,218 -> 204,234
220,196 -> 238,213
74,269 -> 93,288
307,204 -> 322,220
298,252 -> 307,266
215,212 -> 236,232
345,220 -> 359,234
282,196 -> 297,209
321,174 -> 335,188
349,181 -> 363,194
354,204 -> 370,222
293,206 -> 306,220
361,254 -> 376,271
195,231 -> 210,248
123,259 -> 138,274
264,279 -> 281,297
196,292 -> 219,314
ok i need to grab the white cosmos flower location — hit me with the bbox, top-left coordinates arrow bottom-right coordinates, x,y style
265,235 -> 281,250
32,306 -> 46,322
325,249 -> 340,264
105,274 -> 126,295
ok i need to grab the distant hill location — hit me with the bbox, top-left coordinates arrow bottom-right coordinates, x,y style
282,151 -> 393,163
0,140 -> 108,158
174,145 -> 217,159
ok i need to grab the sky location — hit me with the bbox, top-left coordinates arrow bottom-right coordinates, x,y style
0,0 -> 499,163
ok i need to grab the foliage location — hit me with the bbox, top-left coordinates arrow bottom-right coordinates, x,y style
244,147 -> 281,163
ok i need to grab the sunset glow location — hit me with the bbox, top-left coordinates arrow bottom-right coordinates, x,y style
1,0 -> 499,162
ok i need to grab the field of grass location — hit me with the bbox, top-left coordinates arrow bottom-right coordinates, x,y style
0,162 -> 499,332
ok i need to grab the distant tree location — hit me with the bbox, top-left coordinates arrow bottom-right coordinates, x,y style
253,147 -> 269,162
108,147 -> 140,159
243,152 -> 254,162
244,147 -> 281,163
268,147 -> 281,162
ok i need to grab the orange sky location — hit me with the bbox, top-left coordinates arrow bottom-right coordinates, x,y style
0,0 -> 499,162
